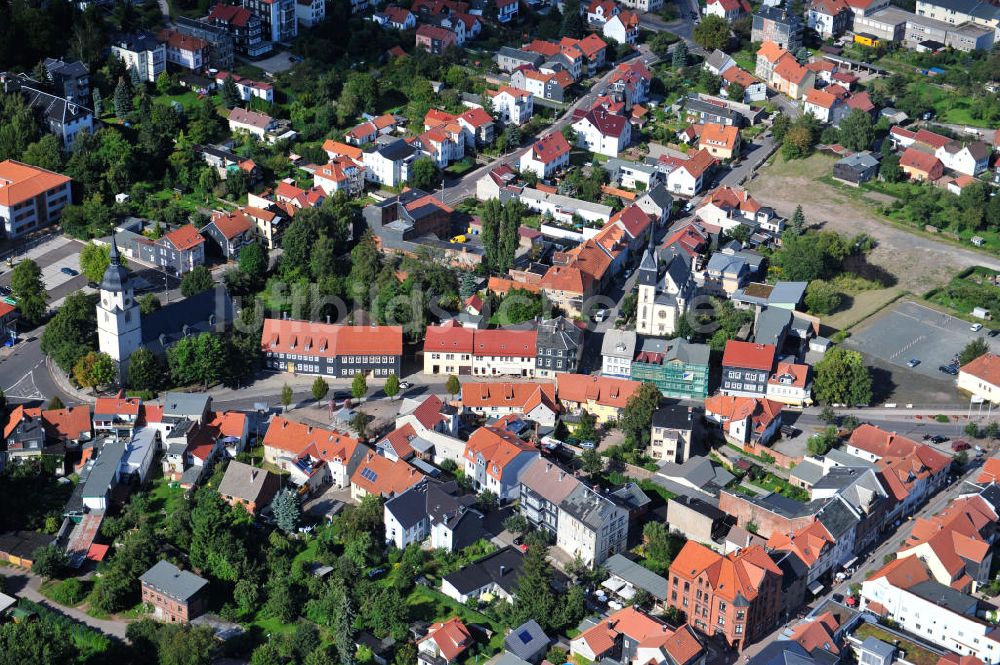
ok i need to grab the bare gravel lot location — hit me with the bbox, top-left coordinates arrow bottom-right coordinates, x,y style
746,153 -> 1000,296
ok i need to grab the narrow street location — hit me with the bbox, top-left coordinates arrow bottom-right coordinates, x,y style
0,567 -> 130,639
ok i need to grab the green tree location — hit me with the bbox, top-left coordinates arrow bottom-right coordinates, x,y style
79,242 -> 127,283
41,291 -> 98,372
807,426 -> 839,456
0,619 -> 75,664
508,533 -> 557,630
771,113 -> 791,142
783,124 -> 816,159
446,374 -> 461,400
21,134 -> 63,172
348,231 -> 382,306
789,205 -> 805,236
114,77 -> 132,118
31,544 -> 69,578
619,382 -> 661,448
839,108 -> 876,151
672,40 -> 688,68
311,376 -> 329,402
155,70 -> 172,96
576,410 -> 598,442
959,337 -> 989,366
560,0 -> 585,38
384,373 -> 400,400
272,488 -> 300,533
281,383 -> 293,410
10,259 -> 47,325
880,154 -> 902,183
580,448 -> 604,476
221,75 -> 241,109
407,156 -> 439,192
139,293 -> 161,315
158,625 -> 217,665
804,279 -> 842,315
503,514 -> 528,534
693,15 -> 730,51
73,351 -> 117,392
643,521 -> 681,568
352,372 -> 368,400
814,347 -> 872,406
239,242 -> 268,281
128,347 -> 163,391
181,265 -> 214,297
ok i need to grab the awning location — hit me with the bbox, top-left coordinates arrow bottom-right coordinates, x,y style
602,578 -> 626,593
842,557 -> 858,569
618,584 -> 636,600
808,581 -> 825,595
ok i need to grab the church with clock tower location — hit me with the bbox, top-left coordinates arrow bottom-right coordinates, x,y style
97,238 -> 143,383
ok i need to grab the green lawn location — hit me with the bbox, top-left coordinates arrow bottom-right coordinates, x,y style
147,469 -> 186,530
446,158 -> 476,176
406,586 -> 506,658
152,89 -> 206,112
730,49 -> 757,74
853,623 -> 938,665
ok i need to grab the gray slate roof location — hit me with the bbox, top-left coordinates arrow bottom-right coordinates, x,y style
754,307 -> 792,347
140,560 -> 208,602
604,554 -> 669,601
504,620 -> 549,661
635,337 -> 710,367
82,439 -> 128,499
163,392 -> 211,418
217,461 -> 276,504
601,329 -> 637,360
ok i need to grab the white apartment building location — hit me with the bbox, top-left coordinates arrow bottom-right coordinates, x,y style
111,32 -> 166,83
0,160 -> 72,239
295,0 -> 325,27
488,87 -> 534,126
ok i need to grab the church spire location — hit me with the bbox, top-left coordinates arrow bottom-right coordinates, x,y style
109,235 -> 121,266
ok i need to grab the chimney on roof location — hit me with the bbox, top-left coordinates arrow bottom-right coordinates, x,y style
499,565 -> 507,576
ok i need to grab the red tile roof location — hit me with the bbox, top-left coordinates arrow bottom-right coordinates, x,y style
210,210 -> 253,239
473,329 -> 537,357
670,541 -> 782,603
94,391 -> 141,417
756,41 -> 788,64
351,452 -> 424,496
424,320 -> 476,354
461,382 -> 558,413
704,395 -> 783,435
914,128 -> 951,149
418,618 -> 472,662
0,160 -> 71,208
464,425 -> 535,479
900,148 -> 943,175
163,224 -> 206,252
577,607 -> 703,664
261,319 -> 403,358
322,140 -> 363,160
458,107 -> 493,128
977,457 -> 1000,484
961,352 -> 1000,387
579,108 -> 628,138
528,132 -> 571,165
722,341 -> 776,371
263,415 -> 362,462
556,373 -> 641,409
409,394 -> 450,430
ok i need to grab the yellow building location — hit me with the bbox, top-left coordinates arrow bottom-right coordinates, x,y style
555,373 -> 643,424
853,33 -> 881,47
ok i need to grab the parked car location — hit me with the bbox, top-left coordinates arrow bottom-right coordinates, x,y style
0,285 -> 11,295
939,364 -> 958,375
593,309 -> 609,322
990,329 -> 999,338
60,267 -> 78,276
579,440 -> 596,450
971,323 -> 984,332
930,435 -> 949,444
906,358 -> 921,368
399,380 -> 412,390
366,567 -> 388,579
951,441 -> 971,451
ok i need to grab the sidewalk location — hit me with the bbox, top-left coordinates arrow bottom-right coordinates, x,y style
46,355 -> 97,404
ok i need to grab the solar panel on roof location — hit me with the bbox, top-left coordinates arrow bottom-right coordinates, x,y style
517,629 -> 533,644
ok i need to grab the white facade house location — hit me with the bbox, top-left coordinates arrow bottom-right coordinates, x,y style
572,109 -> 632,158
601,329 -> 636,379
295,0 -> 325,27
362,140 -> 419,187
635,243 -> 692,338
488,87 -> 534,126
111,33 -> 166,83
518,132 -> 572,179
603,12 -> 639,44
216,73 -> 274,104
861,559 -> 1000,664
935,141 -> 992,176
462,427 -> 539,500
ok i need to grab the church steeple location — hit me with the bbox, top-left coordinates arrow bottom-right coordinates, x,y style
101,235 -> 130,294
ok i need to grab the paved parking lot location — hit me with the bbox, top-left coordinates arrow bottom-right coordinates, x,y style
847,300 -> 999,381
0,236 -> 88,306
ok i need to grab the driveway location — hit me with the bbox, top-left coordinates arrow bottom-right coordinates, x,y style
0,567 -> 129,639
241,51 -> 296,75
